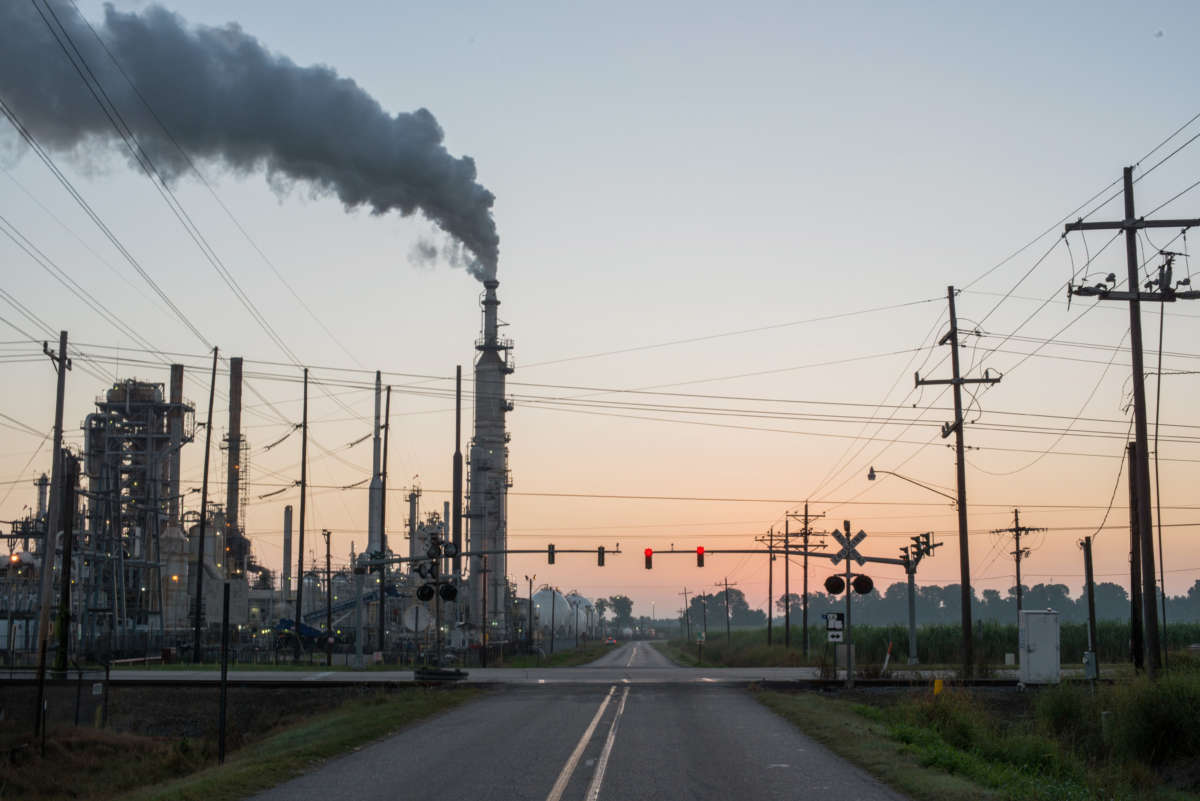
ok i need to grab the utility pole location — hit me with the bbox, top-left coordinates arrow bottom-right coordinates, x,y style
786,503 -> 824,657
755,528 -> 779,645
192,347 -> 218,663
916,286 -> 1000,678
1128,441 -> 1144,670
767,530 -> 774,645
379,385 -> 391,654
323,529 -> 332,666
1081,535 -> 1100,680
843,520 -> 854,688
679,588 -> 691,641
783,518 -> 790,648
991,509 -> 1045,627
717,579 -> 737,645
525,575 -> 535,649
51,454 -> 79,674
295,367 -> 308,656
1065,171 -> 1200,678
34,332 -> 70,731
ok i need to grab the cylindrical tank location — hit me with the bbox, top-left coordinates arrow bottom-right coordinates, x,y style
531,588 -> 571,634
565,593 -> 596,636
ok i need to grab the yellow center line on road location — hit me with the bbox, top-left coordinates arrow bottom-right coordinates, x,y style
544,685 -> 615,801
585,685 -> 631,801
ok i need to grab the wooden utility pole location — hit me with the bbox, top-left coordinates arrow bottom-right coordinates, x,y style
1128,441 -> 1144,670
785,504 -> 824,656
783,518 -> 790,647
191,347 -> 218,663
379,385 -> 391,653
1082,535 -> 1100,680
991,509 -> 1045,627
755,528 -> 779,645
295,368 -> 308,653
33,332 -> 70,733
916,287 -> 1000,677
1065,172 -> 1199,677
767,530 -> 774,645
716,578 -> 738,645
679,588 -> 692,641
51,454 -> 79,674
323,529 -> 332,666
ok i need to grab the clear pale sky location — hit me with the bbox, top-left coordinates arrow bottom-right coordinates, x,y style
2,0 -> 1199,618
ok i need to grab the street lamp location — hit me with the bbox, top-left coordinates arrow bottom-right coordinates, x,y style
524,574 -> 535,650
868,466 -> 957,505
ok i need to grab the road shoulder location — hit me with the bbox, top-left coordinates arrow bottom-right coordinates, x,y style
756,689 -> 999,801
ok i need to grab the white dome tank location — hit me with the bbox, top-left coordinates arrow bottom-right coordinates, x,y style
532,588 -> 571,632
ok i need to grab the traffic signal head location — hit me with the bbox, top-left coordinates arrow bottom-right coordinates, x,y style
696,546 -> 704,567
548,543 -> 556,564
824,575 -> 846,595
644,548 -> 653,570
851,574 -> 874,595
597,545 -> 605,567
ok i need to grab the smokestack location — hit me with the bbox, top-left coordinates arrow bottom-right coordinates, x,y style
167,363 -> 183,527
407,488 -> 421,568
0,2 -> 499,281
367,371 -> 383,554
452,365 -> 463,575
225,357 -> 243,540
468,280 -> 512,637
282,504 -> 293,611
35,473 -> 49,520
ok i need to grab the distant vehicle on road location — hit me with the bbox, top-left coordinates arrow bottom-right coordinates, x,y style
604,637 -> 616,645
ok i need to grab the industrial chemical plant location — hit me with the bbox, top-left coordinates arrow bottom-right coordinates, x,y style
1,281 -> 600,668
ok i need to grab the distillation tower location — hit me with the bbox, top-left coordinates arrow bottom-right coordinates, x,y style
467,279 -> 514,639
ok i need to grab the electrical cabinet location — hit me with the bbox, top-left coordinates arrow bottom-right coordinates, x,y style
1019,609 -> 1061,684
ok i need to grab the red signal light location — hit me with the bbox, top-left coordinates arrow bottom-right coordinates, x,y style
696,546 -> 705,567
644,548 -> 653,570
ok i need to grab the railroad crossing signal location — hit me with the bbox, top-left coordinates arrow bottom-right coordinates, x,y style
830,528 -> 867,566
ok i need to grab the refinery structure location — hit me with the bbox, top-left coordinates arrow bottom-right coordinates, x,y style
0,281 -> 599,667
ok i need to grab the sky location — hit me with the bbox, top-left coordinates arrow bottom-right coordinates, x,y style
2,0 -> 1199,619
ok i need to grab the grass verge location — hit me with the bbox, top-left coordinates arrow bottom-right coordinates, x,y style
757,676 -> 1200,801
756,690 -> 1004,801
0,687 -> 478,801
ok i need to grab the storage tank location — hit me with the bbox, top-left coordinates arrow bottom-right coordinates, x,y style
565,593 -> 595,637
531,588 -> 571,634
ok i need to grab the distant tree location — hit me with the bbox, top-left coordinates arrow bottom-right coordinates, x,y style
1092,582 -> 1129,621
608,595 -> 634,628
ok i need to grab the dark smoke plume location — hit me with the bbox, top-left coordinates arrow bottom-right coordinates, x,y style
0,2 -> 498,280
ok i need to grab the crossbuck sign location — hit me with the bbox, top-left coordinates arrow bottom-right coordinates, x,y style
829,528 -> 867,566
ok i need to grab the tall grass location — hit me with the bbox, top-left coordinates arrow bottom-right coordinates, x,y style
669,621 -> 1200,667
1036,661 -> 1200,768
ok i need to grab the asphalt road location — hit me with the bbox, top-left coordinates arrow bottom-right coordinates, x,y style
112,641 -> 822,684
248,643 -> 905,801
